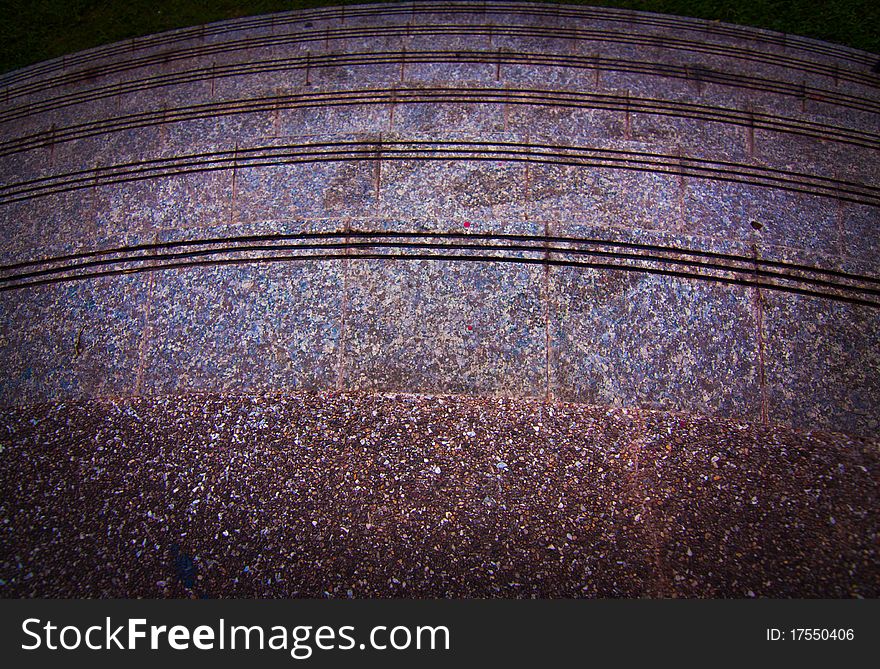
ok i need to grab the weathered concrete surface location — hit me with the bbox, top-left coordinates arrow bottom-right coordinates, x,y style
0,4 -> 877,425
0,3 -> 878,598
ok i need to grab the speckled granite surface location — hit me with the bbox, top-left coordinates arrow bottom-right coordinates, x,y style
0,3 -> 878,597
0,393 -> 876,598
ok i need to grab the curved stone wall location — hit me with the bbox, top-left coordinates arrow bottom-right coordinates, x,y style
1,2 -> 878,436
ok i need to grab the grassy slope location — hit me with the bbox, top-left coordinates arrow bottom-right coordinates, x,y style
0,0 -> 878,74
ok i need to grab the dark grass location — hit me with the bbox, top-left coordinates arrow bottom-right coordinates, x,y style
0,0 -> 878,75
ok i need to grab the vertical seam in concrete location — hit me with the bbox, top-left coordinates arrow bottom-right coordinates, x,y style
752,246 -> 769,424
229,141 -> 239,223
336,218 -> 351,391
134,271 -> 156,396
89,162 -> 100,224
677,147 -> 686,229
272,88 -> 281,137
524,161 -> 531,221
388,90 -> 396,130
746,102 -> 755,159
374,134 -> 382,214
524,130 -> 531,221
544,220 -> 552,401
756,291 -> 768,424
158,106 -> 168,145
628,424 -> 670,598
47,123 -> 56,166
835,181 -> 845,258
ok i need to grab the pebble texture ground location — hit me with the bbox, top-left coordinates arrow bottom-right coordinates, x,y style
0,3 -> 878,597
1,393 -> 876,598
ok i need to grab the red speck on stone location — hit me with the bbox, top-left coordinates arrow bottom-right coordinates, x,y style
467,325 -> 473,331
463,221 -> 470,228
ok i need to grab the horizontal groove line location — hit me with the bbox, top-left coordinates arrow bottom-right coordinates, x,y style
1,140 -> 876,207
0,5 -> 873,86
4,236 -> 877,294
3,3 -> 872,89
2,51 -> 877,128
1,244 -> 876,308
6,230 -> 873,284
11,23 -> 874,101
1,86 -> 877,158
8,136 -> 872,182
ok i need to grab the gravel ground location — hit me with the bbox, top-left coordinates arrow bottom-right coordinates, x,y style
1,392 -> 876,598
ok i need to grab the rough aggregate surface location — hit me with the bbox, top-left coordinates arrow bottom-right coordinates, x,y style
1,4 -> 878,600
1,392 -> 876,598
